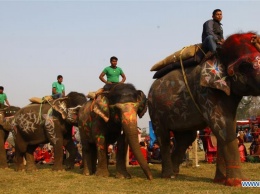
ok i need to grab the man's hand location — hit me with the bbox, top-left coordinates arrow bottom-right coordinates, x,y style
217,39 -> 224,45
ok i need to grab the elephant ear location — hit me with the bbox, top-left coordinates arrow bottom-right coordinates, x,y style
51,97 -> 68,119
200,56 -> 230,95
137,90 -> 148,118
66,105 -> 82,124
92,95 -> 110,122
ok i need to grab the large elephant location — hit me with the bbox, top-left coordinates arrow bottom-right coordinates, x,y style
78,83 -> 153,180
148,32 -> 260,186
0,106 -> 20,168
12,92 -> 86,171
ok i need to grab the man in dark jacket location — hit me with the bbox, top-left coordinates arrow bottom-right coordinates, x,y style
202,9 -> 224,53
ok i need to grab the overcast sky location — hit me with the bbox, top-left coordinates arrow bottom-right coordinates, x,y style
1,0 -> 259,130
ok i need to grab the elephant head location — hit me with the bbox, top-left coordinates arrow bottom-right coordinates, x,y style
200,32 -> 260,96
0,106 -> 20,131
92,83 -> 152,179
50,92 -> 87,124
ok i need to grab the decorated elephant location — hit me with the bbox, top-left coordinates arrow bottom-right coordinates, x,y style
12,92 -> 86,171
0,106 -> 20,168
148,32 -> 260,186
78,83 -> 153,180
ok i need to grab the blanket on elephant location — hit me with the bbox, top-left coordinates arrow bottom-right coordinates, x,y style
150,43 -> 204,71
200,56 -> 230,96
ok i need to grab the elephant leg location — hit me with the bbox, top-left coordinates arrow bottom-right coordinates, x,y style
153,122 -> 173,178
223,139 -> 247,186
52,138 -> 64,171
171,131 -> 197,176
81,142 -> 96,176
91,143 -> 97,174
95,137 -> 109,177
0,129 -> 8,168
25,145 -> 38,172
64,139 -> 77,170
14,130 -> 26,171
14,147 -> 25,171
213,144 -> 226,184
115,134 -> 131,179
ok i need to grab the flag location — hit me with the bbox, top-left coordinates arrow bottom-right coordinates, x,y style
149,121 -> 156,149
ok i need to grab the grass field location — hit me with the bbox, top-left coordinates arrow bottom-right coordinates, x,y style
0,143 -> 260,194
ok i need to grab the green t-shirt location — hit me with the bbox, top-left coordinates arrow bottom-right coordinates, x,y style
0,93 -> 7,104
103,66 -> 124,83
52,82 -> 65,94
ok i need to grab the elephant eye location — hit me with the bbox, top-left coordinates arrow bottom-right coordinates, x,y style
238,62 -> 253,75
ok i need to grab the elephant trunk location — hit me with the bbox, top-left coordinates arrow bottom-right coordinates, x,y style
119,103 -> 153,180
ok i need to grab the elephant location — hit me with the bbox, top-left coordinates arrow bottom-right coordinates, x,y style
12,92 -> 86,171
148,32 -> 260,186
78,83 -> 153,180
0,106 -> 20,168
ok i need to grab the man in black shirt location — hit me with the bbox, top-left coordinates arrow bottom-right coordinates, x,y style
202,9 -> 224,53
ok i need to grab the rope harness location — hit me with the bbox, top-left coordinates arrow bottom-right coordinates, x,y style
179,45 -> 206,116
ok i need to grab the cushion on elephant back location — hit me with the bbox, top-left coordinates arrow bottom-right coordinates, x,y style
200,56 -> 230,96
150,43 -> 204,71
29,96 -> 53,104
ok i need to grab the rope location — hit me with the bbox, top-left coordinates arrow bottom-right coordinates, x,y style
179,46 -> 203,116
38,96 -> 53,123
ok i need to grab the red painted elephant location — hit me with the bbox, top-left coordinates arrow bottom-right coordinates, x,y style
148,32 -> 260,186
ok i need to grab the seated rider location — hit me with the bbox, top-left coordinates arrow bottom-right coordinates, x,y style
47,75 -> 66,145
0,86 -> 11,124
202,9 -> 224,54
88,56 -> 126,98
0,86 -> 11,109
52,75 -> 65,99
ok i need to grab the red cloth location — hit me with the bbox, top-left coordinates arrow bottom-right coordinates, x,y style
204,127 -> 217,163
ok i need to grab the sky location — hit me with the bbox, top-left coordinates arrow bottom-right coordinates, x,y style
1,0 -> 260,130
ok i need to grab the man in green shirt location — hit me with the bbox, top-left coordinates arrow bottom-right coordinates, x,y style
99,56 -> 126,84
48,75 -> 65,145
52,75 -> 65,99
0,86 -> 11,109
87,56 -> 126,99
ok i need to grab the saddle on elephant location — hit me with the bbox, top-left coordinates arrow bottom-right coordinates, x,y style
86,83 -> 123,100
151,43 -> 209,79
29,95 -> 53,104
29,95 -> 70,120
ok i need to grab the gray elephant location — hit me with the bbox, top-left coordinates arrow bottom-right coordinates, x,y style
148,32 -> 260,186
78,83 -> 153,179
13,92 -> 86,171
0,106 -> 20,168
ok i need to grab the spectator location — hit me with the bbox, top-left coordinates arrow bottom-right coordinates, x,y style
237,134 -> 247,162
204,127 -> 217,163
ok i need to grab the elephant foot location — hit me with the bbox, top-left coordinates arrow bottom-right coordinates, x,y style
26,166 -> 38,172
95,169 -> 110,177
115,171 -> 131,179
0,164 -> 8,169
65,165 -> 74,170
52,166 -> 64,171
64,159 -> 74,170
162,171 -> 175,179
15,165 -> 25,171
83,170 -> 91,176
225,178 -> 249,187
15,168 -> 25,172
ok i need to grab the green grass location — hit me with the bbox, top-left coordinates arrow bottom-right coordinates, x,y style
0,144 -> 260,194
